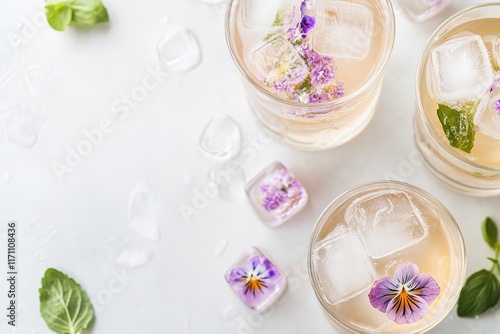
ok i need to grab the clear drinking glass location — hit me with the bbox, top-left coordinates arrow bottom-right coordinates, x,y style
308,181 -> 466,333
414,3 -> 500,196
225,0 -> 395,150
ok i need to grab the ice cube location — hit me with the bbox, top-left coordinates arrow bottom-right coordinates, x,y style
483,35 -> 500,70
199,114 -> 241,161
243,0 -> 292,28
431,35 -> 494,104
475,76 -> 500,139
129,183 -> 160,241
250,34 -> 309,88
312,0 -> 373,59
157,26 -> 201,73
345,190 -> 428,259
312,231 -> 375,304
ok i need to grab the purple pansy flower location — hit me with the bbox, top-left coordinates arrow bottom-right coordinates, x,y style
227,255 -> 283,309
368,263 -> 440,324
259,169 -> 304,213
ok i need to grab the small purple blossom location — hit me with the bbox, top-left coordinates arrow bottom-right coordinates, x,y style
310,64 -> 335,86
368,263 -> 440,325
495,99 -> 500,115
259,169 -> 304,213
227,255 -> 283,309
300,15 -> 316,38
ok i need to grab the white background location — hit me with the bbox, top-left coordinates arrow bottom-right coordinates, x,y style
0,0 -> 499,333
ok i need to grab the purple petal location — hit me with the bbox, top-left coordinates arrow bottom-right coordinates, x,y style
300,15 -> 315,37
394,263 -> 419,285
300,0 -> 308,17
407,273 -> 440,305
495,99 -> 500,114
386,291 -> 429,324
368,276 -> 401,313
227,267 -> 249,287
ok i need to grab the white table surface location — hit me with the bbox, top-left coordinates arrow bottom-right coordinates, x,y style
0,0 -> 499,333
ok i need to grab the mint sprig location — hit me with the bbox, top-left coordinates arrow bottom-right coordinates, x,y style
46,0 -> 109,31
457,217 -> 500,317
39,268 -> 95,334
437,104 -> 475,153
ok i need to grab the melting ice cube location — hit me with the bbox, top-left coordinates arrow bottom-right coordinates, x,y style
199,114 -> 241,161
431,34 -> 494,104
129,183 -> 160,241
344,190 -> 428,259
312,0 -> 373,59
483,35 -> 500,70
475,77 -> 500,139
250,34 -> 308,88
312,231 -> 375,304
157,26 -> 201,73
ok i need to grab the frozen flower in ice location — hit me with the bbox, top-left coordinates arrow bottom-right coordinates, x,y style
259,168 -> 305,214
368,263 -> 440,324
227,255 -> 284,309
310,63 -> 335,86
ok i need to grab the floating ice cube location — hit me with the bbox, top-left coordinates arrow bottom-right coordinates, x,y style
483,35 -> 500,70
312,231 -> 375,304
312,0 -> 373,59
345,191 -> 428,259
243,0 -> 293,28
157,26 -> 201,72
431,35 -> 494,104
250,34 -> 308,88
199,114 -> 241,161
475,77 -> 500,139
129,183 -> 160,241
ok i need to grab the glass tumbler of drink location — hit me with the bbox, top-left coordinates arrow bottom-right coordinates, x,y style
225,0 -> 395,150
415,3 -> 500,196
308,181 -> 466,333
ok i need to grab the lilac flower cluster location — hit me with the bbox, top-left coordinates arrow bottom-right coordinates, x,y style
259,169 -> 304,214
262,0 -> 344,105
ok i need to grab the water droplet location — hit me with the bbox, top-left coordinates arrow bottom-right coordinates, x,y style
115,244 -> 152,268
213,238 -> 229,257
221,305 -> 239,322
157,26 -> 201,72
199,114 -> 241,162
129,183 -> 160,241
6,112 -> 37,148
95,238 -> 153,269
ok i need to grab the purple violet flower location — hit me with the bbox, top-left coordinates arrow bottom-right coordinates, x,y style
495,99 -> 500,115
300,15 -> 315,38
368,263 -> 440,325
227,255 -> 283,309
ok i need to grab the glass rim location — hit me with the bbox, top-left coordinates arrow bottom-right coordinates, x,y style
415,2 -> 500,173
224,0 -> 396,109
307,180 -> 467,333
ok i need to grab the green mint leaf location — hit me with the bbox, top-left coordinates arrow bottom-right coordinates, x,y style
39,268 -> 94,334
45,0 -> 109,31
437,104 -> 475,153
482,217 -> 499,249
45,2 -> 72,31
71,0 -> 109,27
457,269 -> 500,317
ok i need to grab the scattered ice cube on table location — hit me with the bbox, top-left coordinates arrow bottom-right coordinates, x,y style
312,231 -> 375,304
157,26 -> 201,73
312,0 -> 373,59
475,77 -> 500,139
395,0 -> 450,22
431,35 -> 494,104
250,34 -> 309,89
199,114 -> 241,161
245,161 -> 308,227
129,183 -> 160,241
344,191 -> 428,259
